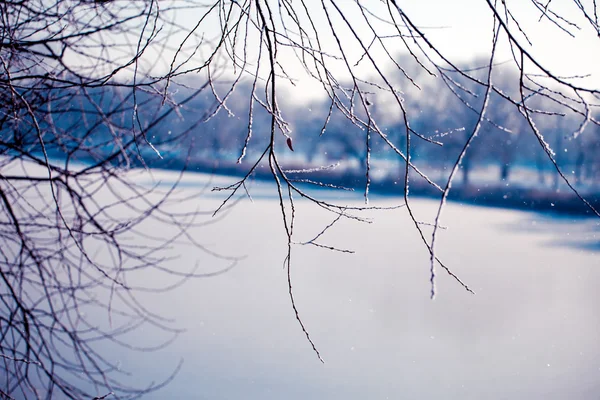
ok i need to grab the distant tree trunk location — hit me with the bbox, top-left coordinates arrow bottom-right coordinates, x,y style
552,134 -> 562,190
462,157 -> 471,186
575,150 -> 585,184
500,146 -> 511,181
211,136 -> 221,167
500,163 -> 510,181
536,151 -> 545,186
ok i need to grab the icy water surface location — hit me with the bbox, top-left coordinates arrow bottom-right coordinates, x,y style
107,175 -> 600,399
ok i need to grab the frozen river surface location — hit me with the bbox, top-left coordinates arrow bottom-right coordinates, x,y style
111,175 -> 600,399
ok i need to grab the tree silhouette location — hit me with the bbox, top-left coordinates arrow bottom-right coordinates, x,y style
0,1 -> 241,398
1,0 -> 599,397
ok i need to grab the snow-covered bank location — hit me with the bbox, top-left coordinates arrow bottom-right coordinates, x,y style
143,156 -> 600,217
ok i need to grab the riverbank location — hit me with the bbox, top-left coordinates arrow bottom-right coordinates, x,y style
144,156 -> 600,217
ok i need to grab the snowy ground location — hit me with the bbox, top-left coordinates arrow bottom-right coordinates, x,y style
92,170 -> 600,399
4,160 -> 599,398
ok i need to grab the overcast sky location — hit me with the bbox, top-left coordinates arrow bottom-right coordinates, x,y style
169,0 -> 599,104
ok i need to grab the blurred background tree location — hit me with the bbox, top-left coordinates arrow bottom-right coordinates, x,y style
1,0 -> 599,397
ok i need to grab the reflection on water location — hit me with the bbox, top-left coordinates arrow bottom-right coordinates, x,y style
108,182 -> 600,399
